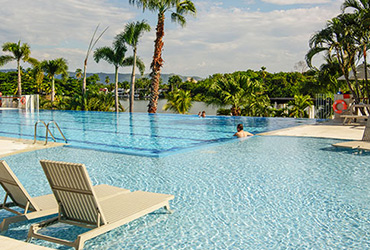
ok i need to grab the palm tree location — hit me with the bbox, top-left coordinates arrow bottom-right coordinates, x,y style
163,89 -> 192,114
40,58 -> 69,107
342,0 -> 370,99
288,95 -> 313,118
205,74 -> 264,116
116,20 -> 150,113
306,13 -> 361,103
94,36 -> 144,112
129,0 -> 196,113
75,68 -> 83,80
0,41 -> 36,96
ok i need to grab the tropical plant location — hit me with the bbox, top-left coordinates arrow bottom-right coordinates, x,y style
129,0 -> 196,113
342,0 -> 370,99
288,94 -> 313,118
168,75 -> 182,91
163,89 -> 192,114
40,58 -> 68,107
306,13 -> 362,103
116,20 -> 150,113
75,68 -> 83,80
0,41 -> 36,95
205,74 -> 265,116
94,36 -> 144,112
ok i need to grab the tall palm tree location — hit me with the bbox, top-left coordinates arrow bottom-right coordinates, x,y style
342,0 -> 370,99
93,37 -> 144,112
0,41 -> 36,96
306,13 -> 361,103
129,0 -> 196,113
40,58 -> 69,107
116,20 -> 150,113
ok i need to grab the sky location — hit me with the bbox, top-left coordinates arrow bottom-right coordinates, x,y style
0,0 -> 344,78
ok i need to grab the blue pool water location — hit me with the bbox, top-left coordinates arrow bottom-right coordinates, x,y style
0,137 -> 369,249
0,110 -> 317,157
0,110 -> 369,249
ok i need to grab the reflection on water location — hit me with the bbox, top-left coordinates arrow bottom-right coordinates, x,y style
120,100 -> 221,115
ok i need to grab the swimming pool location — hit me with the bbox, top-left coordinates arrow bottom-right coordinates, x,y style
0,110 -> 317,157
1,136 -> 369,249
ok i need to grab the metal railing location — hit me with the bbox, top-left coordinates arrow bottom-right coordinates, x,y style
34,120 -> 67,145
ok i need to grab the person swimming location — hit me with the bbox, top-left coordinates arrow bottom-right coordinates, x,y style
233,124 -> 253,138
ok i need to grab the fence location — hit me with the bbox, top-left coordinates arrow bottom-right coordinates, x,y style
0,95 -> 39,111
315,93 -> 333,119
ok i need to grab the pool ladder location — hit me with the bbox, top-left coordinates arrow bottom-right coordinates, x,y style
34,120 -> 67,145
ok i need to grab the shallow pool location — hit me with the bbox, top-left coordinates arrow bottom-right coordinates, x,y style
1,136 -> 369,249
0,110 -> 317,157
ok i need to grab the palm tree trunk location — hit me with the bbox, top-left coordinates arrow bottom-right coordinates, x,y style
364,49 -> 369,101
148,12 -> 165,113
51,76 -> 55,108
114,66 -> 119,112
82,58 -> 88,110
17,60 -> 22,96
129,47 -> 137,113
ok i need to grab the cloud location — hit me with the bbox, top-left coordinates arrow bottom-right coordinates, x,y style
156,1 -> 342,76
261,0 -> 331,5
0,0 -> 135,72
0,0 -> 343,77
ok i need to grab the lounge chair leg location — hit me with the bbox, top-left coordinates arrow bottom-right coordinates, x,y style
164,203 -> 173,214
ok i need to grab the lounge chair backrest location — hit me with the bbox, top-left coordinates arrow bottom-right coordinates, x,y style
0,160 -> 38,211
40,160 -> 106,226
362,117 -> 370,141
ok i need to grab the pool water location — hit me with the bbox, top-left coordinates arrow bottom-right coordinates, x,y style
1,136 -> 369,249
0,110 -> 317,157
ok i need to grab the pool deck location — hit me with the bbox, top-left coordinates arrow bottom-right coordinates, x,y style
259,121 -> 364,140
0,137 -> 65,158
0,119 -> 365,250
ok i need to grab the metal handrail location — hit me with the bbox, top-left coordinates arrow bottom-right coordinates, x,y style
34,120 -> 67,145
34,121 -> 56,145
46,121 -> 67,145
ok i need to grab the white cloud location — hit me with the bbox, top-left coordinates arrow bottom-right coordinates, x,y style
0,0 -> 343,77
261,0 -> 331,5
157,1 -> 342,76
0,0 -> 135,72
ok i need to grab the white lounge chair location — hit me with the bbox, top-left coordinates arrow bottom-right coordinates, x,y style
0,160 -> 58,231
0,160 -> 130,232
27,160 -> 174,250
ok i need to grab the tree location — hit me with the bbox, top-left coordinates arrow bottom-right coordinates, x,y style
342,0 -> 370,99
0,41 -> 36,96
94,36 -> 144,112
288,94 -> 313,118
168,75 -> 182,91
129,0 -> 196,113
75,68 -> 82,80
306,13 -> 362,103
205,74 -> 265,116
163,89 -> 192,114
82,25 -> 108,110
116,20 -> 150,113
40,58 -> 69,107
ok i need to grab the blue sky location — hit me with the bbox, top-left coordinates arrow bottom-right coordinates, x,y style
0,0 -> 343,77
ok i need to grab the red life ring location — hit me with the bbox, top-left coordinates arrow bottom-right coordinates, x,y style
333,99 -> 347,114
20,96 -> 26,105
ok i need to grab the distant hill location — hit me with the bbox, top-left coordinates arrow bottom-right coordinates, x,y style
0,69 -> 202,84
